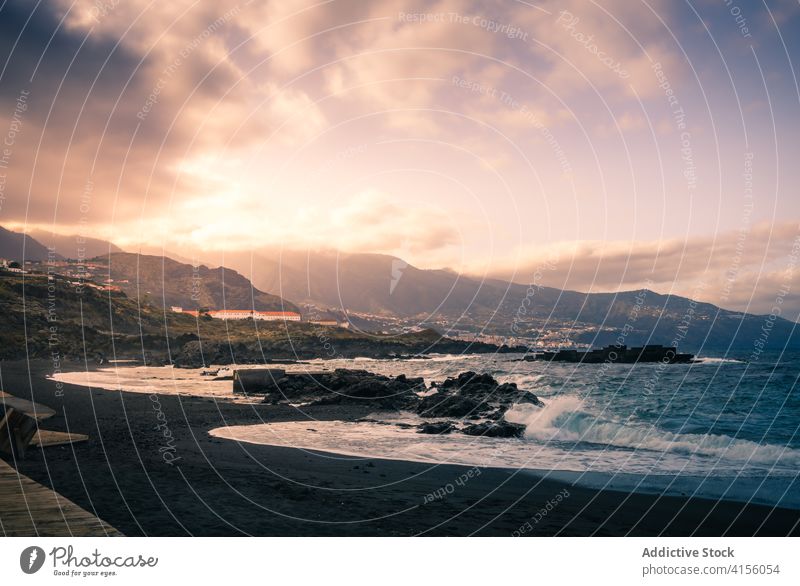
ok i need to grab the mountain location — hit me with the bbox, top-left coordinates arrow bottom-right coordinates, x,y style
94,252 -> 301,314
0,270 -> 184,360
29,229 -> 122,259
0,225 -> 61,262
0,272 -> 505,363
220,249 -> 800,353
219,249 -> 487,315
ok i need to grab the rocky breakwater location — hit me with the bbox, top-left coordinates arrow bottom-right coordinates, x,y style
170,329 -> 526,368
256,369 -> 425,410
417,371 -> 543,437
244,369 -> 543,438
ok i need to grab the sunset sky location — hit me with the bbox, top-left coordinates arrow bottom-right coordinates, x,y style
1,0 -> 799,315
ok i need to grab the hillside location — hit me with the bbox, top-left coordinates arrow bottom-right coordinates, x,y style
0,272 -> 189,361
95,252 -> 301,314
0,225 -> 60,262
0,273 -> 499,364
29,229 -> 122,259
221,249 -> 800,353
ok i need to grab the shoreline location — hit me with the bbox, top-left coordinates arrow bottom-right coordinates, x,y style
209,426 -> 800,511
2,360 -> 799,536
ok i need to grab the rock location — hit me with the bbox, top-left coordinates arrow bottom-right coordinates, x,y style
416,393 -> 482,418
516,391 -> 544,407
486,408 -> 506,421
416,421 -> 456,434
440,371 -> 498,391
231,367 -> 545,426
461,420 -> 526,438
256,369 -> 422,409
422,371 -> 543,418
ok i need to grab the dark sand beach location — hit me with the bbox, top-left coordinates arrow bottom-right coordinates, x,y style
2,360 -> 798,537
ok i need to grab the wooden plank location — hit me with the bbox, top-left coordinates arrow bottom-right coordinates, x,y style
30,430 -> 89,449
0,459 -> 123,536
0,392 -> 60,458
0,407 -> 38,458
0,391 -> 56,420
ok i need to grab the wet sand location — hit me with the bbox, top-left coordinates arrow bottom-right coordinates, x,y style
1,360 -> 798,536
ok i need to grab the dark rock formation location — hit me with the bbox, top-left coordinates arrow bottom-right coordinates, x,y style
416,421 -> 456,435
170,334 -> 515,368
461,421 -> 527,438
256,369 -> 424,410
418,371 -> 542,419
247,368 -> 543,437
416,394 -> 482,418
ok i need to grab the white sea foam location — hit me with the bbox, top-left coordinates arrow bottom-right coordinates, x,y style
55,359 -> 800,508
505,396 -> 800,468
209,418 -> 800,508
694,357 -> 747,364
50,365 -> 251,400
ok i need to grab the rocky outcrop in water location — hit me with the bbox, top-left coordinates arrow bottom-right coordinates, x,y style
252,368 -> 541,438
171,336 -> 519,368
417,371 -> 543,419
461,420 -> 527,438
258,369 -> 424,410
416,421 -> 457,435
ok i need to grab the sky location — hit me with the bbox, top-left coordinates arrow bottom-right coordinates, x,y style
0,0 -> 799,316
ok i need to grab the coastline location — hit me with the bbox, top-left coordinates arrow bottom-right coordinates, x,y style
210,425 -> 800,511
2,359 -> 798,536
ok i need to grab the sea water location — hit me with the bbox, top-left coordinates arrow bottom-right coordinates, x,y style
53,351 -> 800,508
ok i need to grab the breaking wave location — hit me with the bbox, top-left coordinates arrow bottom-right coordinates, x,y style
505,396 -> 800,469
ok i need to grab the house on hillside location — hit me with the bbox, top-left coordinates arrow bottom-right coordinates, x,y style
170,306 -> 301,321
208,309 -> 301,322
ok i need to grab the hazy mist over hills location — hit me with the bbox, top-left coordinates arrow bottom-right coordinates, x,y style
29,229 -> 122,259
0,225 -> 59,262
216,247 -> 800,353
3,225 -> 797,352
99,252 -> 300,314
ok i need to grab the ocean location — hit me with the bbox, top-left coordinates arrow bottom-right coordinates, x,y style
53,351 -> 800,509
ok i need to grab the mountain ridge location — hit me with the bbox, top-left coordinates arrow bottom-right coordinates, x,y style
0,225 -> 61,262
29,228 -> 122,259
2,225 -> 796,353
94,252 -> 301,314
220,248 -> 800,352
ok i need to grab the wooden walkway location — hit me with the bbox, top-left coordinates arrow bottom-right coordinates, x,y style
0,458 -> 123,536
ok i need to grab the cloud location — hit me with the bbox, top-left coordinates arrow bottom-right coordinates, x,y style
0,0 -> 798,315
86,188 -> 464,265
0,0 -> 328,228
483,221 -> 800,318
323,189 -> 462,254
0,0 -> 696,231
510,0 -> 684,100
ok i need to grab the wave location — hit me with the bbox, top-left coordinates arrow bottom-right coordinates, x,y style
694,357 -> 747,364
505,396 -> 800,469
426,353 -> 484,362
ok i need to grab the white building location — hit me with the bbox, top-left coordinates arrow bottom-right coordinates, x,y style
208,310 -> 301,322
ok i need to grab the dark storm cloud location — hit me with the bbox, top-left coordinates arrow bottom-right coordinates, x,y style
0,1 -> 139,106
0,0 -> 257,227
